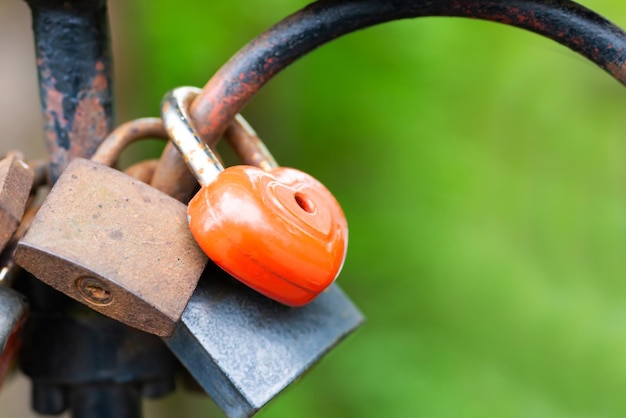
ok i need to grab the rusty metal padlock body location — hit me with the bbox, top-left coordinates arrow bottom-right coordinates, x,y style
0,154 -> 34,252
165,265 -> 364,418
15,158 -> 208,337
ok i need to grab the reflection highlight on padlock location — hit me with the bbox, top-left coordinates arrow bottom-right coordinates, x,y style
161,86 -> 348,306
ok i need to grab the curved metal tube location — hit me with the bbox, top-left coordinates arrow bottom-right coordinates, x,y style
225,114 -> 279,172
190,0 -> 626,145
91,118 -> 167,167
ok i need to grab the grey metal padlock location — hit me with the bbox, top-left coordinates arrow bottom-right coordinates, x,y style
165,263 -> 363,418
0,286 -> 27,382
0,209 -> 30,384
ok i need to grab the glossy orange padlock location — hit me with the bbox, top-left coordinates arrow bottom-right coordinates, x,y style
161,86 -> 348,306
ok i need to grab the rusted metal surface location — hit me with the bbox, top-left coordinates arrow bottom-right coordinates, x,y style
163,86 -> 349,308
21,1 -> 176,416
15,158 -> 208,337
150,143 -> 199,202
189,0 -> 626,148
0,154 -> 35,253
0,160 -> 33,378
152,112 -> 278,201
93,117 -> 200,200
0,198 -> 42,384
161,88 -> 224,188
160,88 -> 278,189
124,159 -> 158,184
27,159 -> 49,192
225,115 -> 278,171
0,198 -> 44,288
26,0 -> 114,182
14,0 -> 626,416
92,118 -> 167,166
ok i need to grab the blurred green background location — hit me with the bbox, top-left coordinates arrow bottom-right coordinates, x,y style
116,1 -> 626,417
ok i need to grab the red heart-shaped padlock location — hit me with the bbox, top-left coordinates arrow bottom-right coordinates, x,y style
188,166 -> 347,306
162,86 -> 348,306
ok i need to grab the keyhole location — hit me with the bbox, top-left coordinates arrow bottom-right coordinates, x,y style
294,192 -> 315,214
77,276 -> 113,305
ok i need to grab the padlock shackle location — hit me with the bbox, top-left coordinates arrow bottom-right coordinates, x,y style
161,87 -> 225,187
225,115 -> 279,172
92,118 -> 168,167
189,0 -> 626,146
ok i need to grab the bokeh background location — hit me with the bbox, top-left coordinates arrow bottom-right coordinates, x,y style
3,0 -> 626,417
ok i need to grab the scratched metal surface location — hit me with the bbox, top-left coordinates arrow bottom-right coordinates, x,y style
0,287 -> 27,356
165,268 -> 364,418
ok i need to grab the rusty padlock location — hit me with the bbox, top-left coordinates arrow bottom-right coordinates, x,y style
0,152 -> 35,253
124,159 -> 159,184
0,181 -> 47,385
15,122 -> 208,337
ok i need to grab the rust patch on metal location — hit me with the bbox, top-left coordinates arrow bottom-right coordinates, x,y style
224,115 -> 278,171
607,61 -> 626,84
187,0 -> 626,154
92,118 -> 167,166
124,159 -> 158,184
150,143 -> 199,203
0,155 -> 35,254
15,159 -> 209,337
29,3 -> 114,182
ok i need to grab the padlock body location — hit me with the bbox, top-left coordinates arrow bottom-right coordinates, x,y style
15,158 -> 208,337
0,286 -> 28,383
0,155 -> 34,252
188,166 -> 348,306
165,264 -> 363,418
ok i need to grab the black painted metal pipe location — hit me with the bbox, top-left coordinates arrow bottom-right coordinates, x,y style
21,2 -> 169,418
190,0 -> 626,145
26,0 -> 114,182
153,0 -> 626,202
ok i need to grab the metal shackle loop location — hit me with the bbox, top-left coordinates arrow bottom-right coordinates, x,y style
161,87 -> 224,187
188,0 -> 626,148
91,118 -> 168,167
225,115 -> 278,172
